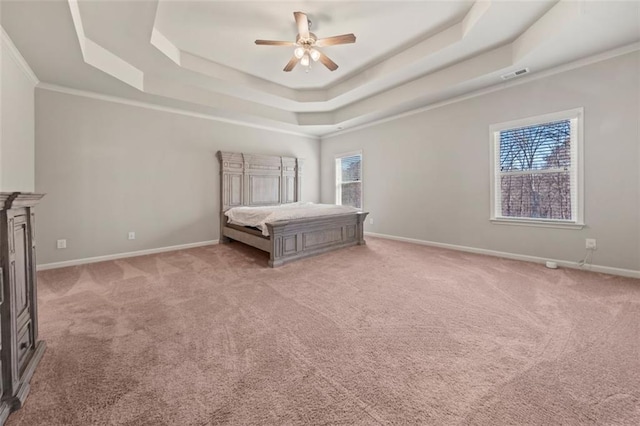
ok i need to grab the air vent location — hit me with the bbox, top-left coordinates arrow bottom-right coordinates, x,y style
501,68 -> 530,80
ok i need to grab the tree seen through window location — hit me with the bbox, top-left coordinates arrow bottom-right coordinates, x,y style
499,120 -> 572,220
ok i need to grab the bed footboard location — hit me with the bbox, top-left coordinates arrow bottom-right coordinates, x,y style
265,212 -> 368,267
218,151 -> 368,267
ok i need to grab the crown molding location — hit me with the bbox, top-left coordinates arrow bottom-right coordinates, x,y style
34,39 -> 639,141
322,41 -> 640,139
35,82 -> 320,140
1,26 -> 39,86
55,0 -> 637,133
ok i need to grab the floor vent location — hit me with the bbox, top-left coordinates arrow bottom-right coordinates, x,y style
501,68 -> 530,80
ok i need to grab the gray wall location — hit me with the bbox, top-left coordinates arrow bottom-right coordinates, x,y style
321,52 -> 640,271
1,31 -> 35,192
35,90 -> 319,264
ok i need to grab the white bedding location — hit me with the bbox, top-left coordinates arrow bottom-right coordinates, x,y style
225,202 -> 359,236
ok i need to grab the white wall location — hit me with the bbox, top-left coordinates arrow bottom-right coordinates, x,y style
1,29 -> 36,192
35,89 -> 320,265
321,52 -> 640,272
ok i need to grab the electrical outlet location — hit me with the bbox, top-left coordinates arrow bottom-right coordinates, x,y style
369,217 -> 374,225
586,239 -> 597,250
57,239 -> 67,249
128,232 -> 136,240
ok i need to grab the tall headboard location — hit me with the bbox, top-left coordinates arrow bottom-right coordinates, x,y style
217,151 -> 304,213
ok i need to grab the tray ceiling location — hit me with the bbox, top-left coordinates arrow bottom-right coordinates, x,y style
2,0 -> 639,137
151,1 -> 474,90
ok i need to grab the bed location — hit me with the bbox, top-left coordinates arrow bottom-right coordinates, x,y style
217,151 -> 368,267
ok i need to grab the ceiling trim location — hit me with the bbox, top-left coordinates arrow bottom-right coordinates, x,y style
32,40 -> 640,142
36,82 -> 319,140
324,0 -> 490,102
331,44 -> 514,125
64,0 -> 597,129
322,41 -> 640,140
151,27 -> 301,102
68,0 -> 144,90
150,1 -> 488,105
512,0 -> 583,63
21,1 -> 636,137
1,26 -> 39,85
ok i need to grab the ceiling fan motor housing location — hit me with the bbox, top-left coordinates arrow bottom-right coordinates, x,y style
296,33 -> 317,47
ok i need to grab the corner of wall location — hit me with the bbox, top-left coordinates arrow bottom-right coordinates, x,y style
1,26 -> 40,86
1,26 -> 39,192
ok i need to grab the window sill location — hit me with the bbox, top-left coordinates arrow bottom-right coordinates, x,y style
490,218 -> 584,230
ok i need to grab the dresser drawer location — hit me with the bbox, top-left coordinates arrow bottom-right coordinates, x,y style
17,322 -> 33,372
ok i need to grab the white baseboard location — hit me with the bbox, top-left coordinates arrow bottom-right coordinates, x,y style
365,232 -> 640,279
37,240 -> 219,271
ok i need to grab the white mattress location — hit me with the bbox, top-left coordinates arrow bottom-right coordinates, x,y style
225,202 -> 359,236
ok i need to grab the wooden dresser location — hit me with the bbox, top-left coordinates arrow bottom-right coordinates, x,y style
0,193 -> 46,424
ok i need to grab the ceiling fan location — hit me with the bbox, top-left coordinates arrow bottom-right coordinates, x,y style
255,11 -> 356,72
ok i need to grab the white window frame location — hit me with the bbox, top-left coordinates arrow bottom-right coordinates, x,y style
489,108 -> 584,229
335,150 -> 363,210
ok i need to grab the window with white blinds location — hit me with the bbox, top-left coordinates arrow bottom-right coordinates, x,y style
489,108 -> 584,228
335,152 -> 362,209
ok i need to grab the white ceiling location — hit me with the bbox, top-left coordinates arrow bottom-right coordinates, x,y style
153,1 -> 475,89
2,0 -> 639,137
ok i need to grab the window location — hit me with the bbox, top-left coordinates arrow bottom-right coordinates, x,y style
490,108 -> 583,228
335,151 -> 362,209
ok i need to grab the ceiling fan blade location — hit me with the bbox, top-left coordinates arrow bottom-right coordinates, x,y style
255,40 -> 296,46
283,55 -> 300,72
318,52 -> 338,71
315,34 -> 356,47
294,11 -> 310,39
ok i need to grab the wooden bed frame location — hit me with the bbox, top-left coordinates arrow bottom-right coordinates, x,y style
217,151 -> 368,267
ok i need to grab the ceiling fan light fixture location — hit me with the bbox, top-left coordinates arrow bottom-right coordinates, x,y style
300,53 -> 310,67
309,48 -> 320,62
294,46 -> 305,59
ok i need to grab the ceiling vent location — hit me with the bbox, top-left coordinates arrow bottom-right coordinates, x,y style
501,68 -> 530,80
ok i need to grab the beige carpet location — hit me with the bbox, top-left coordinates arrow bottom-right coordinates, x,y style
7,238 -> 640,425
